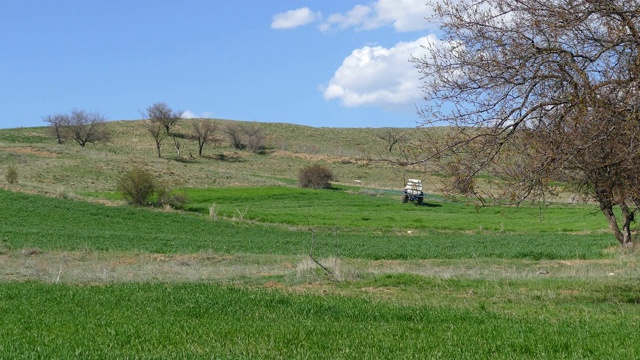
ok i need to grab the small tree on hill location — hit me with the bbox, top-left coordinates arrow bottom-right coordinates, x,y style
43,113 -> 70,144
377,128 -> 406,154
67,110 -> 110,147
240,123 -> 266,154
145,121 -> 167,158
142,102 -> 182,135
190,120 -> 218,157
224,123 -> 246,150
298,164 -> 335,189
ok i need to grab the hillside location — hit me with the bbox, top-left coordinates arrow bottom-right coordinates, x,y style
0,119 -> 429,197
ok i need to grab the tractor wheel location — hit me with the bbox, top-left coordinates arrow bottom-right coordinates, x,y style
417,197 -> 424,206
402,195 -> 409,203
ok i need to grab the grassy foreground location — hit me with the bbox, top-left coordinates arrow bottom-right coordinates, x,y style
1,281 -> 639,359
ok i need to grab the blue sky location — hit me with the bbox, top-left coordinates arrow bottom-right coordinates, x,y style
0,0 -> 440,129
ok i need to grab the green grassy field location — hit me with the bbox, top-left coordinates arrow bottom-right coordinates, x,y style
0,188 -> 616,259
1,121 -> 639,358
179,186 -> 609,233
2,281 -> 639,359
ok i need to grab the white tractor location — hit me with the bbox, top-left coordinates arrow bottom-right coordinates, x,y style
402,179 -> 425,206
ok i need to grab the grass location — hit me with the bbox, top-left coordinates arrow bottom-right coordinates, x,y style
1,281 -> 639,358
0,188 -> 616,259
180,186 -> 609,233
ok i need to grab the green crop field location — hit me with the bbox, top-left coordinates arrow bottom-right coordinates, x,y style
2,281 -> 639,359
0,189 -> 616,259
1,121 -> 639,358
179,186 -> 609,233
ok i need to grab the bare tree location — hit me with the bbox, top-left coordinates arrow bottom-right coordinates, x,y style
240,123 -> 265,153
413,0 -> 640,246
67,110 -> 110,147
173,136 -> 182,158
377,128 -> 406,154
43,113 -> 70,144
224,123 -> 245,150
145,121 -> 166,158
190,120 -> 218,157
142,102 -> 182,135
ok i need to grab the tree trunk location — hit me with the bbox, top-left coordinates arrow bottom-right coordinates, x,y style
600,203 -> 634,247
198,140 -> 205,157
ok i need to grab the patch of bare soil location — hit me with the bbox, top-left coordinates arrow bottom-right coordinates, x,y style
5,147 -> 57,157
291,282 -> 330,294
263,281 -> 285,289
557,259 -> 616,266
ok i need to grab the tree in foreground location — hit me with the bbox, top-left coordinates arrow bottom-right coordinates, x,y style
413,0 -> 640,246
298,164 -> 335,189
142,102 -> 182,135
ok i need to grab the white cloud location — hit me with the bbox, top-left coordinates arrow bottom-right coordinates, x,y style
181,110 -> 214,119
323,35 -> 443,108
271,7 -> 321,29
319,5 -> 372,31
374,0 -> 436,32
320,0 -> 435,33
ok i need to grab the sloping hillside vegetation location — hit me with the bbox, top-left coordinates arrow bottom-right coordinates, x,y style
0,119 -> 428,196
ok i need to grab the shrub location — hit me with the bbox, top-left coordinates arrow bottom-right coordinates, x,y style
5,165 -> 18,185
298,164 -> 335,189
224,124 -> 246,150
156,186 -> 187,210
117,166 -> 157,206
117,166 -> 187,208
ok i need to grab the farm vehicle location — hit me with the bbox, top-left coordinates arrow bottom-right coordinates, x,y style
402,179 -> 424,205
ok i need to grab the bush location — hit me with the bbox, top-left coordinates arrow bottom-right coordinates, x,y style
5,165 -> 18,185
117,166 -> 157,206
298,164 -> 335,189
156,186 -> 187,210
118,166 -> 187,208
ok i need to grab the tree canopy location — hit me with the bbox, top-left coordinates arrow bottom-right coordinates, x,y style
414,0 -> 640,246
143,102 -> 182,135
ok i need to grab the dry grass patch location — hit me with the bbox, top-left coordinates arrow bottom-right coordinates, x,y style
3,249 -> 639,289
5,147 -> 58,157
